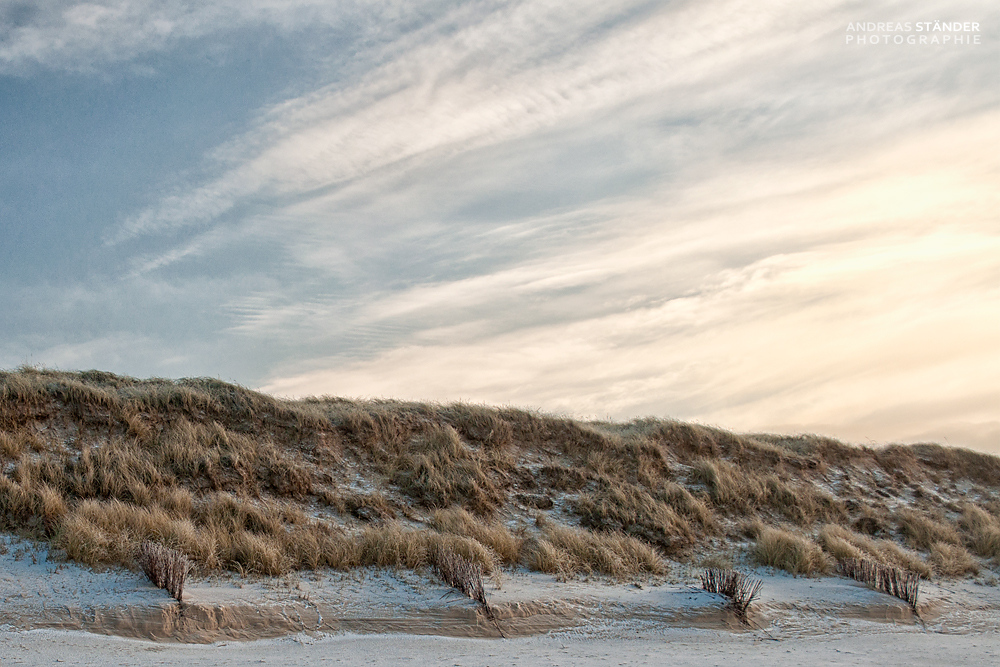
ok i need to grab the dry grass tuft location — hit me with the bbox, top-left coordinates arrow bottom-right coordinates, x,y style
960,505 -> 1000,560
574,483 -> 695,555
690,459 -> 842,525
353,522 -> 500,574
754,527 -> 830,575
430,507 -> 521,564
136,540 -> 191,601
818,524 -> 931,578
658,482 -> 716,530
329,491 -> 397,523
393,425 -> 505,515
817,524 -> 863,561
443,403 -> 514,451
523,521 -> 664,579
896,509 -> 961,550
930,541 -> 979,577
690,459 -> 761,510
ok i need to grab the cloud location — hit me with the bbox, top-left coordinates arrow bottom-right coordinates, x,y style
4,0 -> 998,453
260,110 -> 1000,450
0,0 -> 418,74
114,0 -> 872,243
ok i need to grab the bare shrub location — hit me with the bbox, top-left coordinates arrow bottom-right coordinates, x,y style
434,547 -> 488,607
136,541 -> 192,601
700,568 -> 763,621
839,557 -> 920,609
434,547 -> 504,636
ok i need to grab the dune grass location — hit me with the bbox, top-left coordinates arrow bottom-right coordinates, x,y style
817,524 -> 932,578
753,527 -> 830,575
1,366 -> 997,582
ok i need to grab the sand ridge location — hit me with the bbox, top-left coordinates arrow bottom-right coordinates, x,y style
3,535 -> 999,655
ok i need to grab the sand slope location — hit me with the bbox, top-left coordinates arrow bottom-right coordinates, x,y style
3,536 -> 1000,665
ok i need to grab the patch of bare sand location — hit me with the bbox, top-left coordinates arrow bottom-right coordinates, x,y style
3,535 -> 1000,664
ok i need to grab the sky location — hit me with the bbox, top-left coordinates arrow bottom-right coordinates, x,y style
1,1 -> 998,452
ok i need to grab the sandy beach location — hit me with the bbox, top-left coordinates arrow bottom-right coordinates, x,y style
3,536 -> 998,666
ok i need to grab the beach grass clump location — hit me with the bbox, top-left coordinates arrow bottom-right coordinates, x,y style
430,507 -> 521,564
689,459 -> 842,525
753,526 -> 830,575
930,541 -> 979,577
356,522 -> 499,574
817,524 -> 863,561
960,505 -> 1000,560
818,524 -> 932,578
658,482 -> 716,530
574,483 -> 695,555
522,518 -> 664,578
442,403 -> 514,451
896,509 -> 961,550
392,425 -> 505,515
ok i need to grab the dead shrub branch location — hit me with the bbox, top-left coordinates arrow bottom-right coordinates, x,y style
700,568 -> 763,622
839,556 -> 919,610
136,541 -> 191,602
434,548 -> 505,637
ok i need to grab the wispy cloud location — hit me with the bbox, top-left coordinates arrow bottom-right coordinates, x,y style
114,0 -> 860,244
260,111 -> 1000,449
3,0 -> 998,451
0,0 -> 431,74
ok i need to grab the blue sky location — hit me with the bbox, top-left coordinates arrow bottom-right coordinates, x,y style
2,1 -> 998,451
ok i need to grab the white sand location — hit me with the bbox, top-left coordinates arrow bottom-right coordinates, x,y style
3,535 -> 999,665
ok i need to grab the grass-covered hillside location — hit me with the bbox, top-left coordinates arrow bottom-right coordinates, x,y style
2,367 -> 999,581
